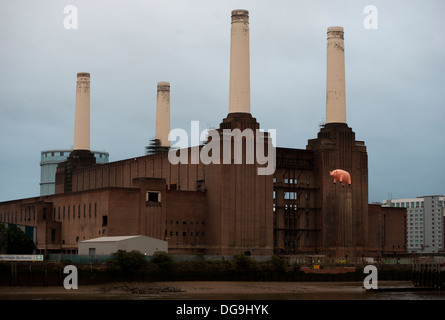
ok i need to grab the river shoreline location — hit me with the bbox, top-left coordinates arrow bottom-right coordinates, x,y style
2,280 -> 443,300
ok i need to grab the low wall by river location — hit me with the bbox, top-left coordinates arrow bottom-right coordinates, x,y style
0,261 -> 414,287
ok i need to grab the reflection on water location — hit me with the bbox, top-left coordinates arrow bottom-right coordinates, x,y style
3,291 -> 445,300
368,291 -> 445,300
159,291 -> 445,301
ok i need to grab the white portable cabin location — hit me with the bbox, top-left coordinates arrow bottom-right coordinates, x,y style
78,235 -> 168,256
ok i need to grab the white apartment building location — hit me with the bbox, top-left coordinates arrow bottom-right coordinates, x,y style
383,195 -> 444,253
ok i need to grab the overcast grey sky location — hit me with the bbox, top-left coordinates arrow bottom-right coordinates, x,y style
0,0 -> 444,203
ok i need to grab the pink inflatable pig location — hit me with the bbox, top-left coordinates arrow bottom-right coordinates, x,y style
329,169 -> 351,187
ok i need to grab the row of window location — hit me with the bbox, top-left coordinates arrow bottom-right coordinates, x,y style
43,151 -> 67,157
46,204 -> 108,227
393,201 -> 424,208
42,151 -> 105,158
167,220 -> 205,225
0,210 -> 35,224
49,203 -> 98,221
273,191 -> 310,200
273,178 -> 311,185
408,210 -> 423,213
167,231 -> 205,237
408,231 -> 442,237
392,200 -> 444,208
408,242 -> 442,248
408,219 -> 442,225
409,235 -> 442,239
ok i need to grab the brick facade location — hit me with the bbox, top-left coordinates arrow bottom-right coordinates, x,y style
0,118 -> 406,257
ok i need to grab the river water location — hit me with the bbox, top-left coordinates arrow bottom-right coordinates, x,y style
172,290 -> 445,300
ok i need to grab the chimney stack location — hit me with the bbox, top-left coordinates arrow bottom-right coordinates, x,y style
73,72 -> 91,150
326,26 -> 346,124
155,81 -> 170,147
228,9 -> 250,114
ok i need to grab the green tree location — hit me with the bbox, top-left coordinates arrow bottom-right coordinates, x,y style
0,223 -> 7,252
108,250 -> 147,272
2,224 -> 36,254
270,254 -> 287,272
150,251 -> 174,270
231,253 -> 259,272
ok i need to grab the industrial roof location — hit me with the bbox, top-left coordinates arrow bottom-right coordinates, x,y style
80,235 -> 143,243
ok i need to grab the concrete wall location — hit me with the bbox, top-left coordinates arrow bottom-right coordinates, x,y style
65,151 -> 204,194
165,190 -> 207,254
368,204 -> 406,257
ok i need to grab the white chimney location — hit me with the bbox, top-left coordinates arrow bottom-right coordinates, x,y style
326,26 -> 346,124
73,72 -> 90,150
228,9 -> 250,114
155,81 -> 170,147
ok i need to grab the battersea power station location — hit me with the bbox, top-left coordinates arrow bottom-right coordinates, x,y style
0,10 -> 406,258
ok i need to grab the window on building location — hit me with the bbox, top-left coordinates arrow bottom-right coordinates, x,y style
284,192 -> 297,200
146,191 -> 161,203
51,229 -> 56,243
102,215 -> 108,227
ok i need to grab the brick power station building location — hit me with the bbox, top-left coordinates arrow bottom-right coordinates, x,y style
0,10 -> 406,258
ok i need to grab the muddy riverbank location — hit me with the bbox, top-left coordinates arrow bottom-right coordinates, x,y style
1,280 -> 444,300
